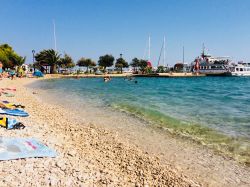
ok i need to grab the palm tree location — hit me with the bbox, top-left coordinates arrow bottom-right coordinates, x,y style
35,49 -> 61,74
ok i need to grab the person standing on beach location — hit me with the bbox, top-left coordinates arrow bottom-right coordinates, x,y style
0,61 -> 3,79
10,69 -> 16,80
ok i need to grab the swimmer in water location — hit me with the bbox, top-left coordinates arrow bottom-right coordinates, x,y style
104,76 -> 111,82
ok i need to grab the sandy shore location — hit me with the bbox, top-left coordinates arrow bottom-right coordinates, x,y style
0,78 -> 250,186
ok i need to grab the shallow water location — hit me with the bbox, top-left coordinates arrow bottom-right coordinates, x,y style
30,77 -> 250,163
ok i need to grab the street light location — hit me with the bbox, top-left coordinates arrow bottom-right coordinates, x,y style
32,50 -> 35,63
32,50 -> 35,72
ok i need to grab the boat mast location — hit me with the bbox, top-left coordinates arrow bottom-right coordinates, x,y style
183,46 -> 185,72
202,43 -> 205,58
148,35 -> 151,61
53,19 -> 57,51
157,39 -> 164,67
163,36 -> 166,67
182,46 -> 185,64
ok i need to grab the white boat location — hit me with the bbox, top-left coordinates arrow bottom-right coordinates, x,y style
230,63 -> 250,76
193,45 -> 231,76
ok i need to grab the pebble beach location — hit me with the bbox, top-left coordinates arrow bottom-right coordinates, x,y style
0,77 -> 250,187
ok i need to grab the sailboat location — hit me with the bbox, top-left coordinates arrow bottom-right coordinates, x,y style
155,36 -> 169,73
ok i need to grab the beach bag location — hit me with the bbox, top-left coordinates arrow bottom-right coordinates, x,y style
0,117 -> 25,129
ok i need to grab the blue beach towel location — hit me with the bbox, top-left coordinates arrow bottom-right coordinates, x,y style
0,137 -> 57,160
0,108 -> 29,117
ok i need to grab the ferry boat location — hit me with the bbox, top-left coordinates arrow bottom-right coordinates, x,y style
193,46 -> 231,76
229,62 -> 250,76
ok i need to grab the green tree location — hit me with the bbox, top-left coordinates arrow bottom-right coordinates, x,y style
89,60 -> 96,73
77,58 -> 96,73
130,58 -> 140,72
145,66 -> 153,74
35,49 -> 61,74
156,65 -> 164,73
9,55 -> 26,67
115,57 -> 128,73
138,59 -> 148,73
98,54 -> 114,72
0,44 -> 26,69
59,54 -> 75,69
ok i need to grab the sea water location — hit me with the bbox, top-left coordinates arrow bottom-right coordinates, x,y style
31,77 -> 250,164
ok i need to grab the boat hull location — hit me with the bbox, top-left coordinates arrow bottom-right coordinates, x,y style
230,72 -> 250,76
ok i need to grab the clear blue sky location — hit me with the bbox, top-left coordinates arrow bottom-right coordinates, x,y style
1,0 -> 250,66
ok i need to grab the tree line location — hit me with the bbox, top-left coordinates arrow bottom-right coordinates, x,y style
0,44 -> 156,74
34,49 -> 152,74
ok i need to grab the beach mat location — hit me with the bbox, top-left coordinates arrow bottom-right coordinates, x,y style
2,93 -> 15,97
0,108 -> 29,117
0,137 -> 57,160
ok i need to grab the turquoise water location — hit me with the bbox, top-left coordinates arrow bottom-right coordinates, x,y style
34,77 -> 250,163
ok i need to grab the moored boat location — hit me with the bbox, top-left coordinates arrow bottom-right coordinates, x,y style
193,45 -> 231,76
229,62 -> 250,76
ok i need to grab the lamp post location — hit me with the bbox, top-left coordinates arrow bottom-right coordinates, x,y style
182,46 -> 186,73
32,50 -> 35,72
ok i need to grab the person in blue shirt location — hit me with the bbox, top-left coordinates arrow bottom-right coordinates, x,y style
9,69 -> 16,80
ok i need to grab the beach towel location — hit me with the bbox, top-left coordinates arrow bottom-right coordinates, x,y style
0,88 -> 16,91
0,137 -> 57,160
1,101 -> 25,109
3,93 -> 15,97
0,117 -> 25,129
0,108 -> 29,117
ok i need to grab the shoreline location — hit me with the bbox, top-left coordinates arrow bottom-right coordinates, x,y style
43,72 -> 205,79
1,78 -> 250,186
